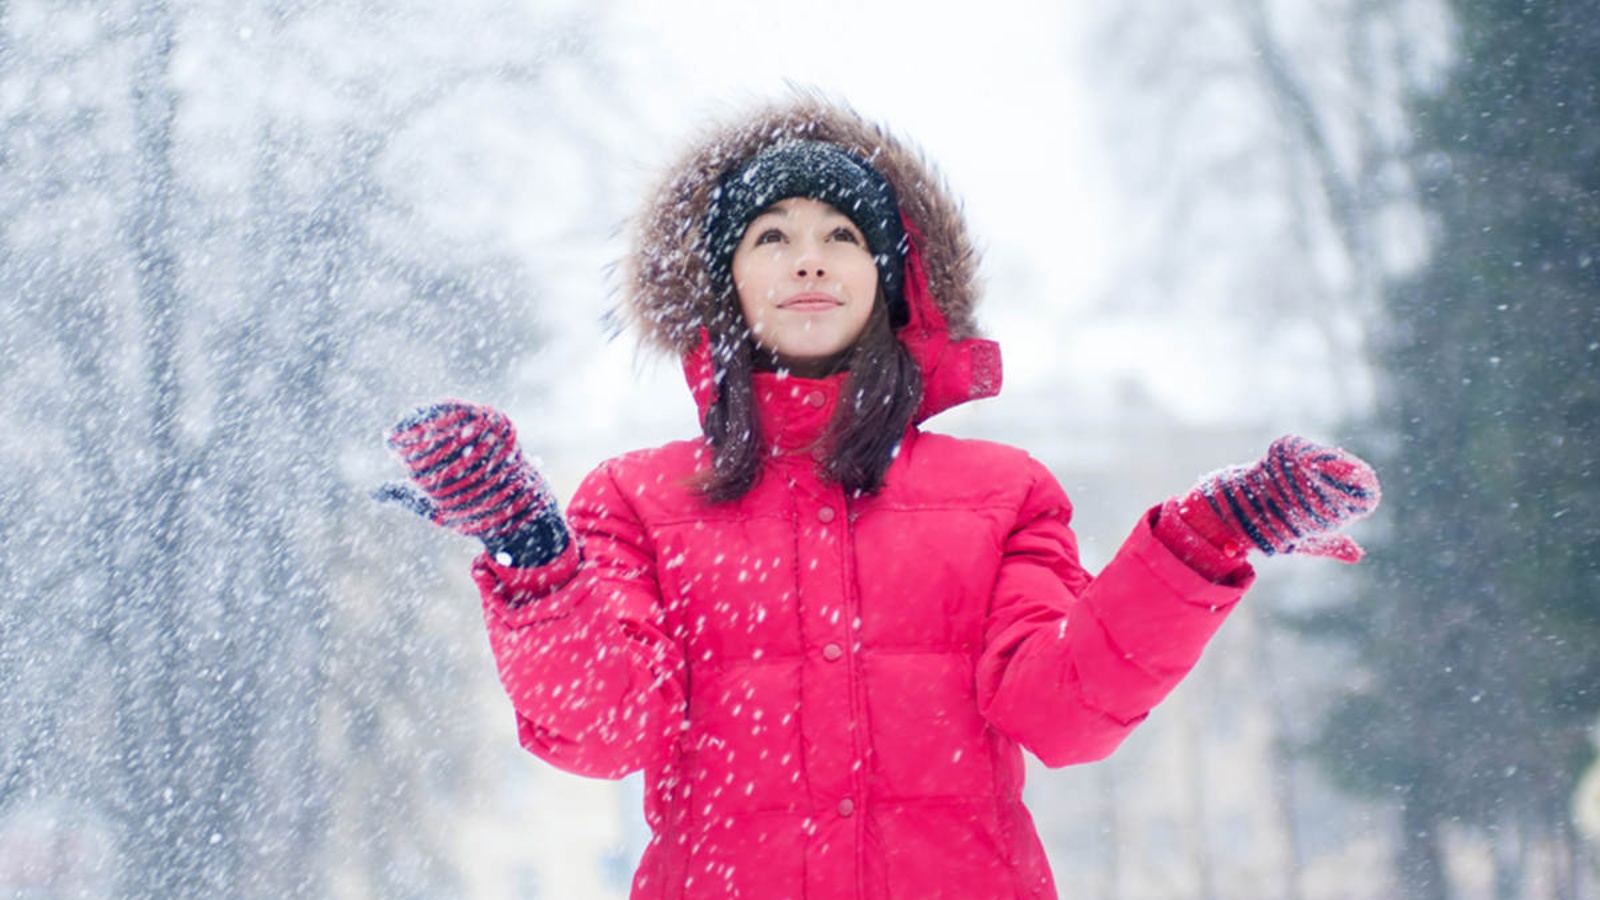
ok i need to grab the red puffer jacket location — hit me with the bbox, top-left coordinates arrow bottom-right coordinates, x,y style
470,94 -> 1255,899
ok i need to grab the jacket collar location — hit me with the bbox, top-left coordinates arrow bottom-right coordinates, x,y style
752,371 -> 844,453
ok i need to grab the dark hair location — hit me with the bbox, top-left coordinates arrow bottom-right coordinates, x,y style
697,292 -> 923,504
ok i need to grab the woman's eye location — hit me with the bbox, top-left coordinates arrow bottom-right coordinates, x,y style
753,228 -> 784,245
830,227 -> 861,244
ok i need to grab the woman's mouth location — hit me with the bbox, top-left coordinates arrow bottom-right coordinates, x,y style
779,293 -> 843,311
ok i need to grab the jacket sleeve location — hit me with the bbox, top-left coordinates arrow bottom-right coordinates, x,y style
470,460 -> 686,780
976,459 -> 1253,767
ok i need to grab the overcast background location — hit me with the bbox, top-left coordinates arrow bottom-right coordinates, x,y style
6,1 -> 1597,898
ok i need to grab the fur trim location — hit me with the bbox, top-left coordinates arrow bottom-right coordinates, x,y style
615,89 -> 984,356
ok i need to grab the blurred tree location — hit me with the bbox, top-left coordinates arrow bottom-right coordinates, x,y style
1303,2 -> 1600,898
1081,3 -> 1447,898
0,0 -> 621,896
1090,0 -> 1445,423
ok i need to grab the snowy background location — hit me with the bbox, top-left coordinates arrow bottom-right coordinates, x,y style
5,0 -> 1597,898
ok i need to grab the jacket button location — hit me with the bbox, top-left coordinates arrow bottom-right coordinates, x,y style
822,642 -> 843,662
805,390 -> 826,408
837,797 -> 855,817
816,506 -> 836,523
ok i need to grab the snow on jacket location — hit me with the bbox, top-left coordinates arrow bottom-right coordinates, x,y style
470,93 -> 1255,900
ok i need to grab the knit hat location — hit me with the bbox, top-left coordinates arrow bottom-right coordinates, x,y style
703,140 -> 908,326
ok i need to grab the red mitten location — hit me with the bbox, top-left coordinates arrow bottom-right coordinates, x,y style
1173,435 -> 1381,563
377,401 -> 568,566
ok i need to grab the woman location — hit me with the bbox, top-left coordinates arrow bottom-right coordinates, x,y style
380,92 -> 1380,899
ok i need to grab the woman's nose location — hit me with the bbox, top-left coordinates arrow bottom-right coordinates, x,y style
793,245 -> 825,279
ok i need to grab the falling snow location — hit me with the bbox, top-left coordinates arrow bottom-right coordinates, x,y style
3,0 -> 1596,898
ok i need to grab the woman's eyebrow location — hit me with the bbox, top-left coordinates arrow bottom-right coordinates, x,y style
752,199 -> 795,218
748,199 -> 854,227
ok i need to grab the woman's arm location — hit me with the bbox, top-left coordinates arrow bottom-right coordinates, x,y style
976,459 -> 1248,768
977,436 -> 1378,769
472,460 -> 687,780
381,400 -> 686,780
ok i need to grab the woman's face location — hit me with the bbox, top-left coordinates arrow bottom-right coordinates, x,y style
731,197 -> 879,377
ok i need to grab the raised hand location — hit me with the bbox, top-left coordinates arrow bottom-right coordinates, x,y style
1174,435 -> 1381,563
378,400 -> 568,567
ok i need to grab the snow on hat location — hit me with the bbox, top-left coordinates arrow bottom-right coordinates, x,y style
703,140 -> 908,325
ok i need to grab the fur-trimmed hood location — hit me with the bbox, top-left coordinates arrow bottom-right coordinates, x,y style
616,90 -> 1002,422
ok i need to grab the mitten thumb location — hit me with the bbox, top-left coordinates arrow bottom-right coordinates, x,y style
1290,532 -> 1365,564
372,481 -> 440,524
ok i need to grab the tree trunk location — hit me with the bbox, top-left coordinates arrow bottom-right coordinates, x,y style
1257,616 -> 1307,900
1180,676 -> 1217,900
113,2 -> 210,896
1398,799 -> 1451,900
1489,813 -> 1523,900
1101,762 -> 1123,900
